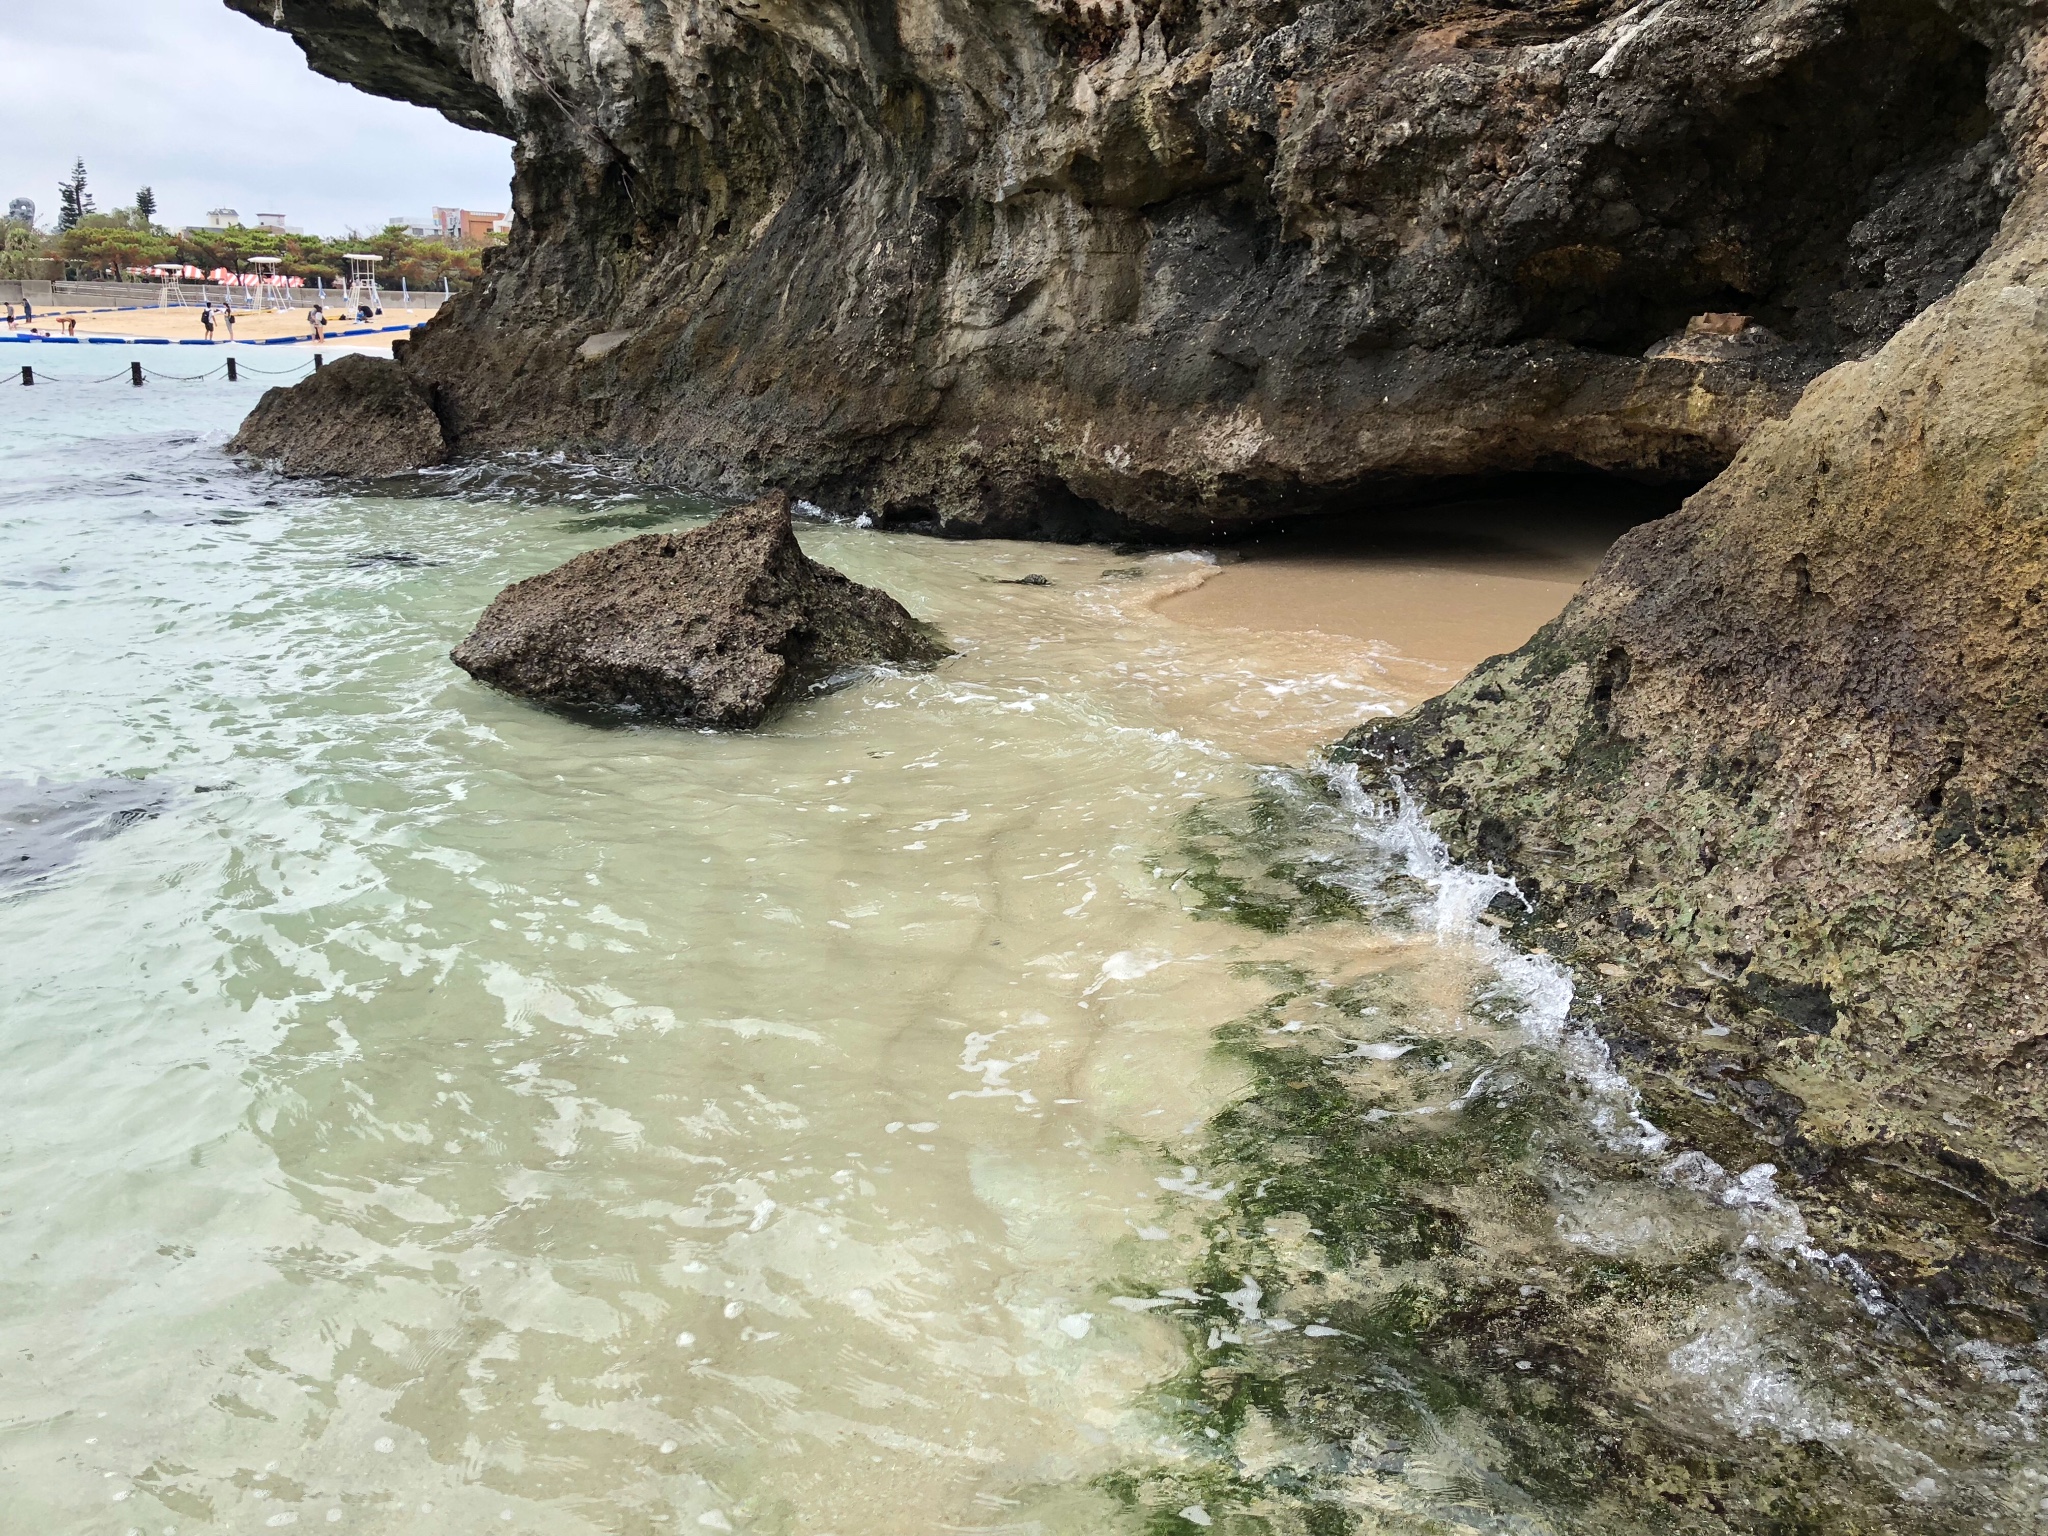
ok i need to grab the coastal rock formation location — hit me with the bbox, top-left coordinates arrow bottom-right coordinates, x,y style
228,354 -> 447,476
241,0 -> 2048,1315
450,492 -> 949,726
227,0 -> 2008,535
1341,181 -> 2048,1320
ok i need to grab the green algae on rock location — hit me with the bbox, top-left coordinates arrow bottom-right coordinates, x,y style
1080,769 -> 2048,1534
1334,185 -> 2048,1345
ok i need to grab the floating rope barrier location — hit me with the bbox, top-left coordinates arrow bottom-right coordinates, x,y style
15,366 -> 139,385
19,358 -> 318,386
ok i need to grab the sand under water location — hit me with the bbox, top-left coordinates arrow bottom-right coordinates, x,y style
1148,496 -> 1641,701
3,368 -> 2044,1534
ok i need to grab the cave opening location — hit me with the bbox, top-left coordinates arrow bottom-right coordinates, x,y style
1147,474 -> 1689,687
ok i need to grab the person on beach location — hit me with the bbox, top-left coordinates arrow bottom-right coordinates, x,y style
200,305 -> 215,342
308,303 -> 325,342
4,304 -> 12,328
59,316 -> 75,337
221,306 -> 236,341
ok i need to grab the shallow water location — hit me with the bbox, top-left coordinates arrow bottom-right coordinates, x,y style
3,352 -> 2045,1536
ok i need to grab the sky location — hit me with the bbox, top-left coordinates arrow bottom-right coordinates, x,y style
0,0 -> 514,237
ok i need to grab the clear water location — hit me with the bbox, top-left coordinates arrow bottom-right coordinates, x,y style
3,348 -> 2044,1535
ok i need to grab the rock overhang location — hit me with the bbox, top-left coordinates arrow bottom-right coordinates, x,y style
225,0 -> 2016,537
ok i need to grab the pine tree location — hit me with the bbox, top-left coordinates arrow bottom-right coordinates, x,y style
57,158 -> 93,232
135,186 -> 156,227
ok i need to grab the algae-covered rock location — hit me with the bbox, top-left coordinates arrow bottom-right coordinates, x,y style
228,354 -> 446,477
451,492 -> 949,727
1341,185 -> 2048,1313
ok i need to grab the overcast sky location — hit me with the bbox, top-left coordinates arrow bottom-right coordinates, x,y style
0,0 -> 513,236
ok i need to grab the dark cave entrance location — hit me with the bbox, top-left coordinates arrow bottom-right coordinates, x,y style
1144,475 -> 1687,684
1205,471 -> 1689,560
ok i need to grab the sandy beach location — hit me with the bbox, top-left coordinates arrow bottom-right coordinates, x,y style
4,300 -> 434,348
1149,495 -> 1646,702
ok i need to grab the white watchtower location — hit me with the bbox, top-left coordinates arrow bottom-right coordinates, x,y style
247,255 -> 285,312
342,253 -> 384,318
152,264 -> 191,308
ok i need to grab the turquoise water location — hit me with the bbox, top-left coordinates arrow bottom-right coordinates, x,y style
3,347 -> 2044,1535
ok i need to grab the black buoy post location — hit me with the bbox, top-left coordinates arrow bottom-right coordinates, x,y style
313,353 -> 323,371
226,357 -> 238,382
19,365 -> 30,387
130,360 -> 144,387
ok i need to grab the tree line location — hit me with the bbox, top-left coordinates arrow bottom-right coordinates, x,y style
2,159 -> 500,286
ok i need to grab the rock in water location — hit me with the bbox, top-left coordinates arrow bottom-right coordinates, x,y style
450,493 -> 948,727
228,355 -> 446,477
1,777 -> 165,894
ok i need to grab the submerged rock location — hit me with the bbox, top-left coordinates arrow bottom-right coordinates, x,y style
450,492 -> 948,727
1,777 -> 164,894
230,0 -> 2006,536
228,355 -> 446,478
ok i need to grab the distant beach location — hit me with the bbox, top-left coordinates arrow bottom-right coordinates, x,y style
5,299 -> 434,348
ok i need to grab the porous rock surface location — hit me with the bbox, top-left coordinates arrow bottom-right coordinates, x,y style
450,492 -> 949,726
228,0 -> 2009,535
228,354 -> 447,476
1342,171 -> 2048,1321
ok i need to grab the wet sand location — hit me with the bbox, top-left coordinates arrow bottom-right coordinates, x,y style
1152,492 -> 1668,704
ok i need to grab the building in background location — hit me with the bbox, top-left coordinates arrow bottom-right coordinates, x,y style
384,215 -> 435,238
431,206 -> 512,244
256,212 -> 302,233
202,208 -> 239,228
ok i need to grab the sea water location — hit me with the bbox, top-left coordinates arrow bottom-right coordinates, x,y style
3,347 -> 2045,1535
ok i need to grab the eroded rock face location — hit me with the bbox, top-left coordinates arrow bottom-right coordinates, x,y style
228,0 -> 2009,535
1340,178 -> 2048,1319
450,492 -> 949,726
228,354 -> 447,477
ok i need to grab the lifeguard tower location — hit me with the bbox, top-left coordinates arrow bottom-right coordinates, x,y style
342,253 -> 384,320
247,255 -> 286,312
152,264 -> 192,308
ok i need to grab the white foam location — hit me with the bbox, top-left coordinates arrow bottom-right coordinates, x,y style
1323,763 -> 1665,1155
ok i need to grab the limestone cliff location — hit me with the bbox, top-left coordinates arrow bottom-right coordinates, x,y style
1341,156 -> 2048,1329
228,0 -> 2007,535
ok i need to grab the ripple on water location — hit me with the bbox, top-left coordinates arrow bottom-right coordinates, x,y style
1,376 -> 2040,1534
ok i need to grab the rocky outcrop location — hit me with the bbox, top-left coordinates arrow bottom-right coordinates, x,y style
228,354 -> 446,476
1339,173 -> 2048,1321
227,0 -> 2009,536
450,491 -> 949,725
